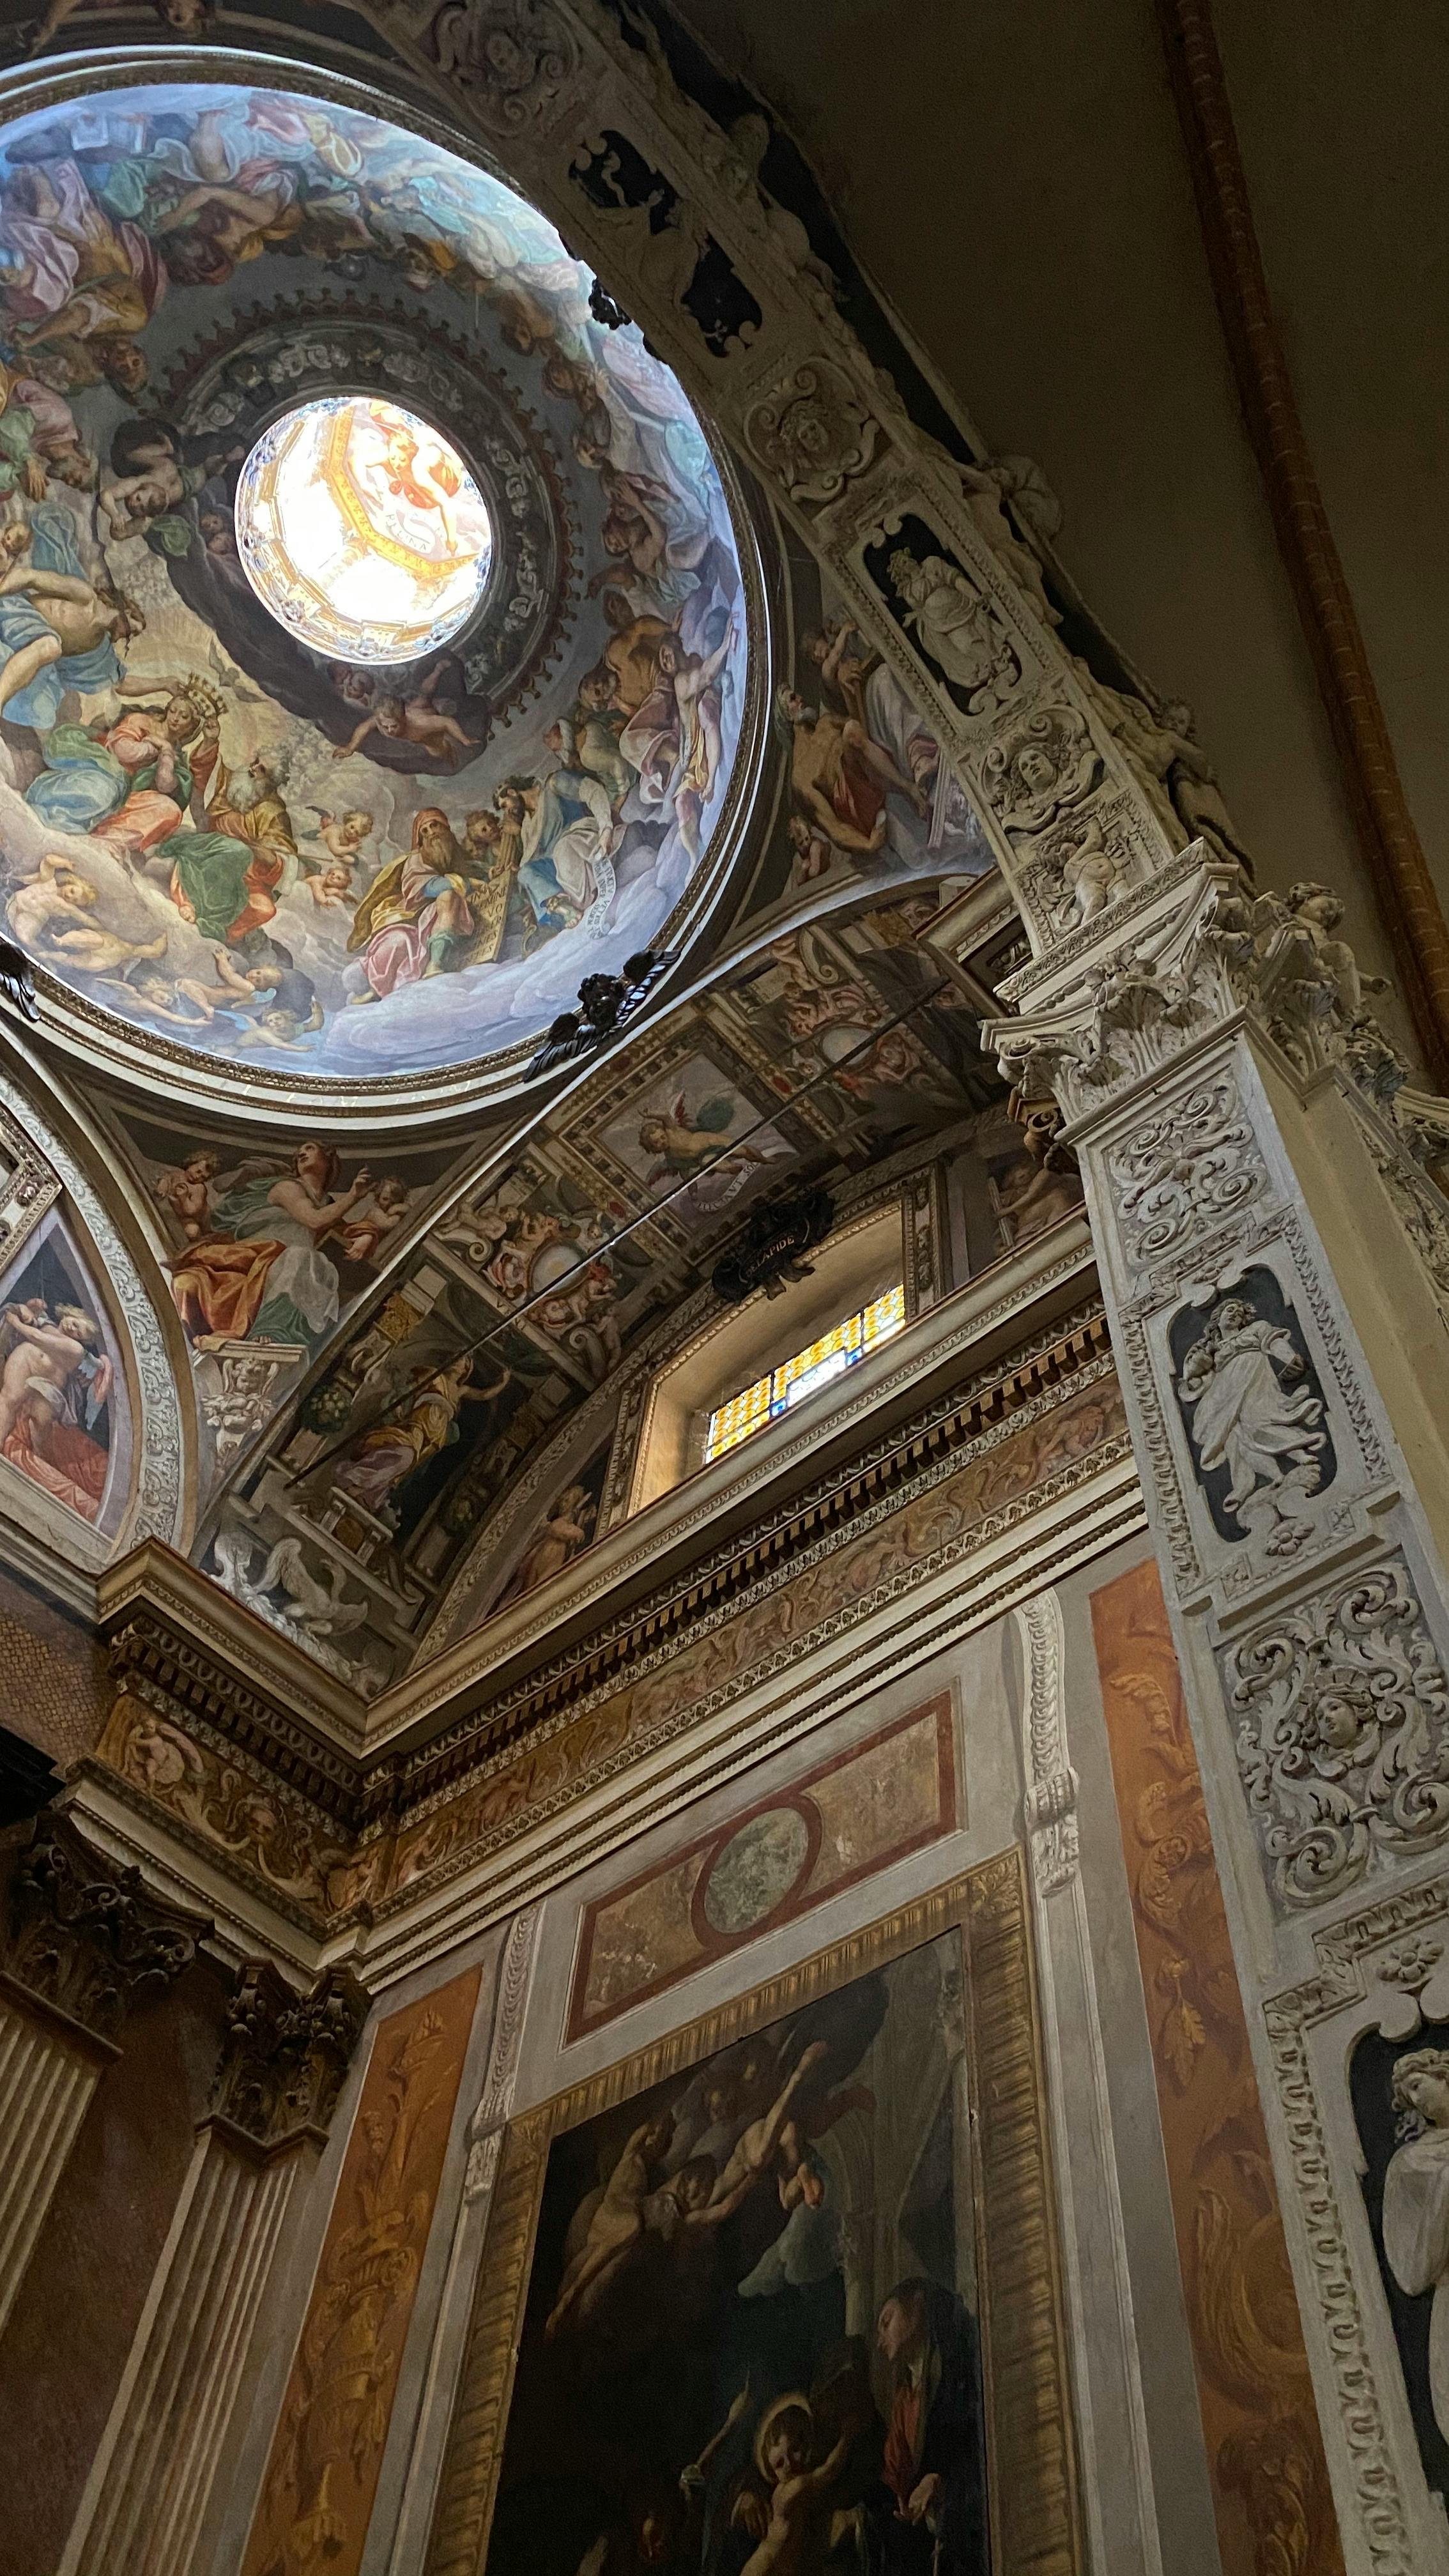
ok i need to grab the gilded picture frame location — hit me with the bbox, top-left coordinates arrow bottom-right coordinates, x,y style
424,1846 -> 1084,2576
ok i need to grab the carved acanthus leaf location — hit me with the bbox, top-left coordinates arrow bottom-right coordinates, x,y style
211,1959 -> 369,2149
3,1813 -> 211,2045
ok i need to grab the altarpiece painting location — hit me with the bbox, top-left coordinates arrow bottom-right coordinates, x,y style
431,1856 -> 1082,2576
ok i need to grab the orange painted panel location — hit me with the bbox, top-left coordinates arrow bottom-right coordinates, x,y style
241,1963 -> 481,2576
1091,1557 -> 1344,2575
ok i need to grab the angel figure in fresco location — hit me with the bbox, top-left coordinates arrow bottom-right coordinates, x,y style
637,1091 -> 762,1198
337,1176 -> 412,1266
153,1151 -> 219,1245
548,2043 -> 831,2342
310,807 -> 375,872
373,408 -> 464,551
7,856 -> 166,977
1175,1296 -> 1326,1537
332,664 -> 477,768
1383,2048 -> 1449,2446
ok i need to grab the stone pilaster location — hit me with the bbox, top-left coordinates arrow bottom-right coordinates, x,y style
0,1814 -> 208,2337
986,847 -> 1449,2560
58,1960 -> 367,2576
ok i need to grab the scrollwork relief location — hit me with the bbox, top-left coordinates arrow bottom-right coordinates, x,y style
429,0 -> 580,132
1226,1554 -> 1449,1911
1106,1069 -> 1267,1271
745,358 -> 877,507
1013,1590 -> 1078,1895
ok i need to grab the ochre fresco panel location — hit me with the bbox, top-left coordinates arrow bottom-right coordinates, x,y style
1091,1558 -> 1344,2576
569,1694 -> 955,2036
240,1963 -> 480,2576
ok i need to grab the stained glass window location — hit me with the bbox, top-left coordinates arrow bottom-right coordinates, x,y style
704,1285 -> 907,1465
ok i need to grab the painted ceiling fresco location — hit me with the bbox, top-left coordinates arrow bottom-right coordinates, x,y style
200,893 -> 1078,1698
0,80 -> 748,1078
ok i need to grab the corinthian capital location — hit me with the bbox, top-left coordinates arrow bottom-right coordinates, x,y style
210,1961 -> 369,2152
986,845 -> 1407,1126
1,1813 -> 210,2050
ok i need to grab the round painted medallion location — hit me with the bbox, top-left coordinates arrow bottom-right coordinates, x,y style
701,1808 -> 812,1938
234,397 -> 493,664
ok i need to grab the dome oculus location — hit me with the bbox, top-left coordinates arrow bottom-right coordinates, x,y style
235,397 -> 492,664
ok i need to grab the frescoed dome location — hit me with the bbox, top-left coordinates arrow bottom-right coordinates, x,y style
0,75 -> 758,1103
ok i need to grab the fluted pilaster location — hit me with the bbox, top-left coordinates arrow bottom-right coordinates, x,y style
57,1961 -> 367,2576
0,1814 -> 208,2336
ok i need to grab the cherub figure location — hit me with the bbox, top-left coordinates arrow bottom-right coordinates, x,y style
735,2396 -> 850,2576
311,807 -> 374,867
154,1151 -> 218,1243
709,2041 -> 829,2205
339,1176 -> 411,1264
545,2110 -> 677,2338
332,666 -> 475,766
8,857 -> 165,976
305,863 -> 357,910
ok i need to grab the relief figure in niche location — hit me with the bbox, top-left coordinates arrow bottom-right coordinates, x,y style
484,1938 -> 988,2576
1382,2047 -> 1449,2447
1170,1269 -> 1335,1553
1353,2019 -> 1449,2507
